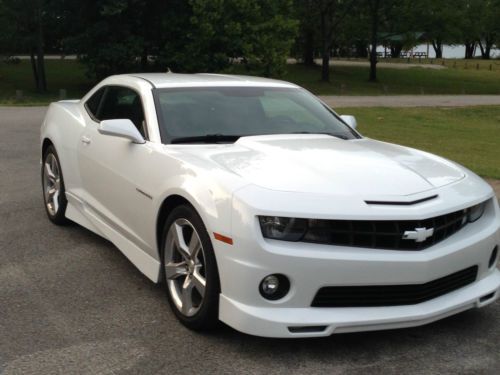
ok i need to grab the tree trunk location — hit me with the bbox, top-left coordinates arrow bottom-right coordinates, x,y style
431,39 -> 442,59
369,0 -> 379,82
30,49 -> 39,91
35,2 -> 47,92
321,46 -> 330,82
390,44 -> 403,58
303,28 -> 315,66
354,41 -> 368,58
464,41 -> 475,59
141,46 -> 148,70
320,12 -> 330,82
478,39 -> 492,59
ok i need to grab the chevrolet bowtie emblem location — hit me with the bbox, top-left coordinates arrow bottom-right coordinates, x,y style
402,227 -> 434,242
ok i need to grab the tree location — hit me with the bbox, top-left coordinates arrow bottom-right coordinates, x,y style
295,0 -> 317,66
458,0 -> 481,58
67,0 -> 297,80
476,0 -> 500,59
299,0 -> 355,82
179,0 -> 298,76
416,0 -> 461,58
0,0 -> 50,92
65,0 -> 169,80
367,0 -> 381,81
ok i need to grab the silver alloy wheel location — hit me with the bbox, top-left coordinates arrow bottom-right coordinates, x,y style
43,153 -> 61,216
164,218 -> 207,317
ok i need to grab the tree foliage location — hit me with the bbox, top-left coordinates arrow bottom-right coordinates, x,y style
0,0 -> 499,91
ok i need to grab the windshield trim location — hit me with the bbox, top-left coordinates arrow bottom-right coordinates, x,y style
152,86 -> 362,144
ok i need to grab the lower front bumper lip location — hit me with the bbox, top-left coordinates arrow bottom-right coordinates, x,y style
219,269 -> 500,338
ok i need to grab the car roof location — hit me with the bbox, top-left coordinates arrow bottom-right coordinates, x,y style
119,72 -> 299,89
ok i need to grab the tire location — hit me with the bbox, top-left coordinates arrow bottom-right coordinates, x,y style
160,205 -> 220,330
41,145 -> 69,225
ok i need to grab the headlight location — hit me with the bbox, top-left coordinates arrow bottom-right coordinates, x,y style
258,216 -> 307,241
467,202 -> 486,222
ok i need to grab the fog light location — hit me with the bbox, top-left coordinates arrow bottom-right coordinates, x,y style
259,274 -> 290,300
489,246 -> 498,268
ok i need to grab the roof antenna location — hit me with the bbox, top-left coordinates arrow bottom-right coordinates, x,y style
166,67 -> 173,74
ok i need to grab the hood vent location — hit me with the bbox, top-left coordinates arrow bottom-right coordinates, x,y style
365,195 -> 438,206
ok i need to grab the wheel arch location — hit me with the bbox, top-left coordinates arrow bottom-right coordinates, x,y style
42,137 -> 54,157
156,194 -> 194,258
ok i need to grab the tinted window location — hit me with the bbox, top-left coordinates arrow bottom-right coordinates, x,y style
99,86 -> 146,137
155,87 -> 358,143
85,88 -> 104,119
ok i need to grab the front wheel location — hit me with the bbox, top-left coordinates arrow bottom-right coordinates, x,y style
161,205 -> 220,330
42,145 -> 69,225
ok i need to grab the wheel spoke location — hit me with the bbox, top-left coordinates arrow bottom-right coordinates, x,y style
45,162 -> 55,182
51,156 -> 57,176
165,261 -> 188,280
181,277 -> 195,315
52,190 -> 59,213
192,270 -> 206,296
188,232 -> 201,259
47,187 -> 56,198
170,223 -> 190,260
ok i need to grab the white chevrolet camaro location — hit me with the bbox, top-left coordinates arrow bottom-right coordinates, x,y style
41,73 -> 500,337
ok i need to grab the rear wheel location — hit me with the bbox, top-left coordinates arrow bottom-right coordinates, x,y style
161,205 -> 220,330
42,145 -> 69,225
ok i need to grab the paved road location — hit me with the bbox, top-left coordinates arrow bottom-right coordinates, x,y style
0,107 -> 499,375
321,95 -> 500,108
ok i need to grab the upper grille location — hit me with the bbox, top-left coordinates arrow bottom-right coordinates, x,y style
311,266 -> 478,307
302,208 -> 468,250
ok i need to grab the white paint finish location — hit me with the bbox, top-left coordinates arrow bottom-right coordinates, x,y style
41,73 -> 500,337
98,119 -> 146,144
208,135 -> 464,196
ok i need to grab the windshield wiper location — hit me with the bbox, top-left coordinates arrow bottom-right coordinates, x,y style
287,131 -> 350,140
170,134 -> 242,144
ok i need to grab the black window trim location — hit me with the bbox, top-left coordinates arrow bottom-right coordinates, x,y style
84,84 -> 150,141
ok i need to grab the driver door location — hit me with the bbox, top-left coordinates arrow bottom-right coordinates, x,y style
78,85 -> 155,254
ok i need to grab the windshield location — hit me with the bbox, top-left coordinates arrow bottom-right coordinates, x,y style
154,86 -> 360,143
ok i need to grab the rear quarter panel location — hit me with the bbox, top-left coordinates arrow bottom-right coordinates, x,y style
41,101 -> 85,194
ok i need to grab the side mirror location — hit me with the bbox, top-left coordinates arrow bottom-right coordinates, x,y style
98,119 -> 145,144
340,115 -> 357,130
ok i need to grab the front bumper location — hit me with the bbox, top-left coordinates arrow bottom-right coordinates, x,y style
220,270 -> 500,337
214,182 -> 500,338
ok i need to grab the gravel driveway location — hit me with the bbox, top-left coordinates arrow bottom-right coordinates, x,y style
0,107 -> 499,374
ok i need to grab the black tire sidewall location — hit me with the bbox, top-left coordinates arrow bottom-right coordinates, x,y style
160,204 -> 220,330
42,145 -> 68,225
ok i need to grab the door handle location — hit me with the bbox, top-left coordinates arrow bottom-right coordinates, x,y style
81,135 -> 91,145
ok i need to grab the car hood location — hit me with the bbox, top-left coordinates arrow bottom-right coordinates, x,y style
193,135 -> 466,196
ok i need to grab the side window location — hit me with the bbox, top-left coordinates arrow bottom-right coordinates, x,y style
85,88 -> 105,120
97,86 -> 147,138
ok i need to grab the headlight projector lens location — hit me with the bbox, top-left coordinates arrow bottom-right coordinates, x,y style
259,274 -> 290,300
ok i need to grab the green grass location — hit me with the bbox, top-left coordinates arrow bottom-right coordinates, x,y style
331,57 -> 500,70
2,59 -> 500,104
336,106 -> 500,179
276,64 -> 500,96
0,60 -> 92,105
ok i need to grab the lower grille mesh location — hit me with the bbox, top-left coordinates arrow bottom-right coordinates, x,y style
311,266 -> 478,307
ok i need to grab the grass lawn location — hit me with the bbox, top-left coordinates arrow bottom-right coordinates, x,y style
2,59 -> 500,104
335,106 -> 500,179
277,64 -> 500,96
0,60 -> 92,105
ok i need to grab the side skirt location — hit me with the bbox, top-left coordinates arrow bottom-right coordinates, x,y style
65,192 -> 161,282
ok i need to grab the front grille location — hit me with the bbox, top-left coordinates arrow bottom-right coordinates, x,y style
303,208 -> 469,250
311,266 -> 478,307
